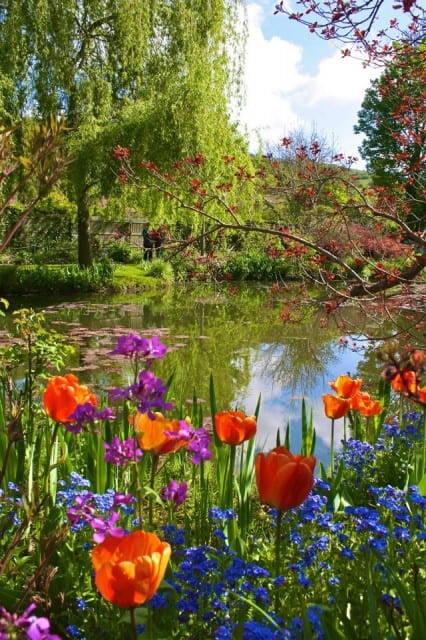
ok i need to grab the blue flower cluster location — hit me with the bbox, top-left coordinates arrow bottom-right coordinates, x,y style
162,475 -> 426,639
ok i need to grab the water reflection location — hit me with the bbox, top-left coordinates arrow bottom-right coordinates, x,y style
237,342 -> 366,463
4,284 -> 384,465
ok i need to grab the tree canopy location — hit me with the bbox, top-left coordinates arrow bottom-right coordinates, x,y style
355,45 -> 426,230
0,0 -> 247,265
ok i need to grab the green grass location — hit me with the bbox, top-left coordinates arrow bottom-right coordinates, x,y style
113,264 -> 161,289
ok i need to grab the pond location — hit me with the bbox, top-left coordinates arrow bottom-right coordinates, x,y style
4,283 -> 388,465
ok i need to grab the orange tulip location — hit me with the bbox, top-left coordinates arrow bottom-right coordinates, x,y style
255,446 -> 316,511
329,374 -> 363,399
131,411 -> 190,455
92,530 -> 171,608
391,370 -> 417,395
417,386 -> 426,404
214,410 -> 257,445
350,391 -> 382,417
43,374 -> 97,423
322,394 -> 350,419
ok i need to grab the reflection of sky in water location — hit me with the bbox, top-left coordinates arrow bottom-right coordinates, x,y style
232,341 -> 365,466
6,292 -> 374,468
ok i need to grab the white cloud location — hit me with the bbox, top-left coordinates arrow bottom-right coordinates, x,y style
236,3 -> 380,162
306,52 -> 379,105
236,3 -> 308,150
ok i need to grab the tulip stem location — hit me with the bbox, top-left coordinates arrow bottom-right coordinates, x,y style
329,418 -> 335,476
44,422 -> 60,499
148,454 -> 159,528
135,465 -> 144,530
422,406 -> 426,476
129,607 -> 137,640
274,509 -> 283,611
228,444 -> 236,508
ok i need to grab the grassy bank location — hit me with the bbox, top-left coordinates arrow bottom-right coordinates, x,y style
0,262 -> 171,295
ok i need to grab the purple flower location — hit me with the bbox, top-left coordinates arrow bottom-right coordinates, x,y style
66,403 -> 116,434
0,603 -> 62,640
109,370 -> 173,417
163,425 -> 212,464
187,427 -> 212,464
164,421 -> 193,442
160,480 -> 188,510
104,436 -> 143,465
132,370 -> 173,415
91,511 -> 125,544
110,333 -> 167,364
62,489 -> 133,542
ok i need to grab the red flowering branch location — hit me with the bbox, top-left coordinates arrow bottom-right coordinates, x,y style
112,142 -> 425,309
273,0 -> 425,64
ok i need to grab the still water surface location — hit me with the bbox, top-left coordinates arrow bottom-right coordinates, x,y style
5,284 -> 385,464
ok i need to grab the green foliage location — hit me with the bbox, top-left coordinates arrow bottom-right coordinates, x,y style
0,308 -> 74,493
140,258 -> 175,283
0,316 -> 425,638
166,245 -> 292,284
217,250 -> 290,282
0,1 -> 248,266
102,240 -> 140,264
355,50 -> 423,186
0,297 -> 9,317
0,262 -> 114,294
355,45 -> 426,230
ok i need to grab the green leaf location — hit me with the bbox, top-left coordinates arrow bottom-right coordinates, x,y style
417,473 -> 426,496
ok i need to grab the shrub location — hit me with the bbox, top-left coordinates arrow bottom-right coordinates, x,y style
0,262 -> 114,294
141,259 -> 174,283
102,240 -> 141,264
217,250 -> 290,282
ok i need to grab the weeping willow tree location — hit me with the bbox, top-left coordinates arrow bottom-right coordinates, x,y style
0,0 -> 247,266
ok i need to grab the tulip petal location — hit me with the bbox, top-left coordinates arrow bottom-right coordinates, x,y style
91,530 -> 171,608
255,447 -> 316,512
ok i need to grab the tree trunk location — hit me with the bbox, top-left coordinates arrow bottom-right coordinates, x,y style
349,254 -> 426,297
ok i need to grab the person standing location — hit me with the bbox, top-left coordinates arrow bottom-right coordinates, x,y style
142,226 -> 153,260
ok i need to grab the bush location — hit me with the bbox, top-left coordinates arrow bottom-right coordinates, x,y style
217,250 -> 290,281
141,258 -> 174,283
102,240 -> 141,264
0,261 -> 114,294
169,248 -> 290,282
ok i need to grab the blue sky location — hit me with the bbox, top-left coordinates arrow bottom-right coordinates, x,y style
236,1 -> 381,167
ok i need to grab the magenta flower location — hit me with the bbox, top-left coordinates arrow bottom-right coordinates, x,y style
109,333 -> 167,364
66,403 -> 116,434
188,427 -> 212,464
104,436 -> 143,465
109,369 -> 173,417
163,424 -> 212,464
90,510 -> 125,544
0,603 -> 61,640
62,489 -> 133,542
160,480 -> 188,510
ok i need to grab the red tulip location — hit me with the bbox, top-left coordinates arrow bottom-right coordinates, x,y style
43,374 -> 97,423
255,446 -> 316,511
92,530 -> 171,608
322,394 -> 350,419
214,410 -> 256,445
